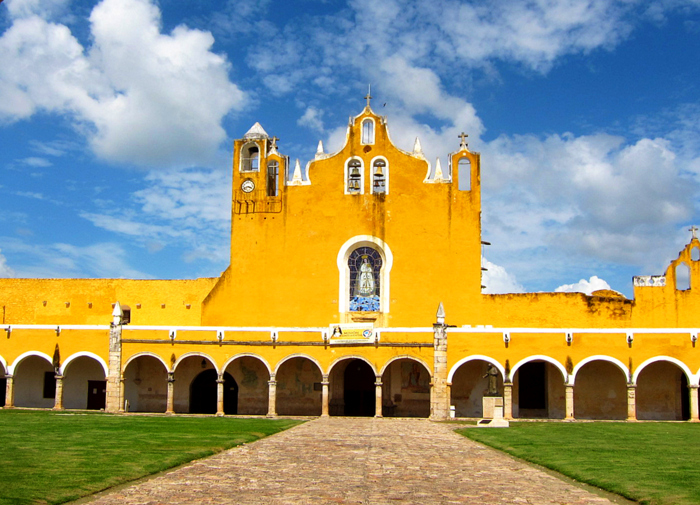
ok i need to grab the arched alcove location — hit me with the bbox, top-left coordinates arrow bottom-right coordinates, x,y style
276,357 -> 322,416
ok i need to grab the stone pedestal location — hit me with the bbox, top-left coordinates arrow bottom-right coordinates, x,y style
503,383 -> 513,420
105,324 -> 123,413
565,384 -> 575,420
166,372 -> 175,414
478,396 -> 509,428
430,323 -> 449,420
53,375 -> 64,410
4,375 -> 14,408
626,384 -> 637,421
216,377 -> 225,416
267,374 -> 277,417
374,378 -> 383,418
321,375 -> 329,417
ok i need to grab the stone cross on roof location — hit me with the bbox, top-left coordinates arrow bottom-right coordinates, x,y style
690,225 -> 698,240
458,132 -> 468,148
271,136 -> 279,149
365,85 -> 372,108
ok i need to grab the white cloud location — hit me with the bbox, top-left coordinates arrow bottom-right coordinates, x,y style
5,0 -> 71,21
0,0 -> 246,168
297,107 -> 325,133
18,157 -> 52,167
482,258 -> 525,294
0,250 -> 15,278
555,275 -> 612,295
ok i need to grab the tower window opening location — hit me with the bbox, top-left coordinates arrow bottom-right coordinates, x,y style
267,161 -> 279,197
362,119 -> 374,144
692,247 -> 700,261
241,144 -> 260,172
372,159 -> 386,194
458,157 -> 471,191
676,262 -> 690,291
347,159 -> 362,194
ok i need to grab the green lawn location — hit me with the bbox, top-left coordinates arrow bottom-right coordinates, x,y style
458,422 -> 700,505
0,410 -> 302,505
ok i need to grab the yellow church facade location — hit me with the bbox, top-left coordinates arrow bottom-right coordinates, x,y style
2,102 -> 700,421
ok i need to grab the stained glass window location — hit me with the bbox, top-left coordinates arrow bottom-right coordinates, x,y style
348,247 -> 382,311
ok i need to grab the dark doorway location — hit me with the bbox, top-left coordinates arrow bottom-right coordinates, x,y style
87,380 -> 106,410
190,370 -> 238,415
344,360 -> 375,416
519,361 -> 547,413
681,372 -> 691,420
0,378 -> 5,407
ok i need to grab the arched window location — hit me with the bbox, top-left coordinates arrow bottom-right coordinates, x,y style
458,158 -> 471,191
267,161 -> 279,197
346,158 -> 363,194
692,247 -> 700,261
676,262 -> 690,290
348,247 -> 382,312
361,119 -> 374,144
241,143 -> 259,172
372,159 -> 387,194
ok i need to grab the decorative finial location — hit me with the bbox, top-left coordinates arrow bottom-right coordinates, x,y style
691,225 -> 699,240
316,140 -> 324,155
458,132 -> 469,148
290,159 -> 303,185
433,157 -> 445,181
364,84 -> 372,108
413,137 -> 423,154
436,302 -> 445,324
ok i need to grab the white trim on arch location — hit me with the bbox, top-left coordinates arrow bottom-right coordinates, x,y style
570,355 -> 629,385
0,355 -> 7,375
337,235 -> 393,314
222,353 -> 272,376
60,352 -> 108,377
632,356 -> 697,386
448,355 -> 505,383
273,353 -> 324,376
511,355 -> 568,384
370,155 -> 389,195
123,352 -> 169,374
379,355 -> 432,378
344,156 -> 365,195
8,351 -> 53,375
328,355 -> 378,377
173,352 -> 219,375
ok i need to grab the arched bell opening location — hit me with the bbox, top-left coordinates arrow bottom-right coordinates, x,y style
381,358 -> 430,418
512,360 -> 565,419
123,355 -> 168,413
450,359 -> 503,418
63,356 -> 106,410
573,360 -> 627,420
276,357 -> 322,416
13,355 -> 54,409
637,361 -> 690,420
189,369 -> 237,415
223,356 -> 269,415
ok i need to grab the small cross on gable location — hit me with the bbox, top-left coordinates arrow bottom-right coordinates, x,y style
690,225 -> 698,240
458,132 -> 468,149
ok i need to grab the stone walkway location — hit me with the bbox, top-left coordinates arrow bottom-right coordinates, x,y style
84,418 -> 620,504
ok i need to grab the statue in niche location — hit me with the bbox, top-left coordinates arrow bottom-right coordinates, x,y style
357,257 -> 375,296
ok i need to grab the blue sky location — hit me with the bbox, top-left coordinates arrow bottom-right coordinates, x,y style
2,0 -> 700,298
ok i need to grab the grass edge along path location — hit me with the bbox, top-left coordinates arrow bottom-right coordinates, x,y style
458,422 -> 700,505
0,410 -> 302,505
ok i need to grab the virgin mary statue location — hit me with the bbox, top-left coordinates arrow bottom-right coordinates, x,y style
356,257 -> 376,297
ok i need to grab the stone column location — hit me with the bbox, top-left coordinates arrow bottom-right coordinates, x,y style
4,375 -> 14,408
118,376 -> 125,413
690,385 -> 699,422
565,383 -> 574,420
503,382 -> 513,420
267,373 -> 277,417
627,383 -> 637,421
105,321 -> 123,413
321,374 -> 329,417
430,321 -> 449,420
375,377 -> 383,418
166,372 -> 175,414
53,374 -> 64,410
216,375 -> 225,416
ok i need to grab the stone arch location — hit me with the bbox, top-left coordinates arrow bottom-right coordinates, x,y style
60,352 -> 108,377
275,355 -> 323,416
123,353 -> 168,413
448,355 -> 504,383
173,352 -> 219,374
172,353 -> 219,414
328,355 -> 377,376
222,354 -> 271,415
511,356 -> 567,419
123,352 -> 169,374
692,246 -> 700,262
274,353 -> 323,376
11,351 -> 54,409
571,355 -> 629,384
449,357 -> 504,418
572,358 -> 628,420
634,357 -> 692,420
380,355 -> 432,378
337,235 -> 393,314
190,369 -> 237,415
380,357 -> 431,418
62,354 -> 107,410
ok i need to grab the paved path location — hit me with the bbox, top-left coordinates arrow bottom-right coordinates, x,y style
85,418 -> 619,504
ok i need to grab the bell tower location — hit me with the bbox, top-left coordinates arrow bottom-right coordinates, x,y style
231,122 -> 287,216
